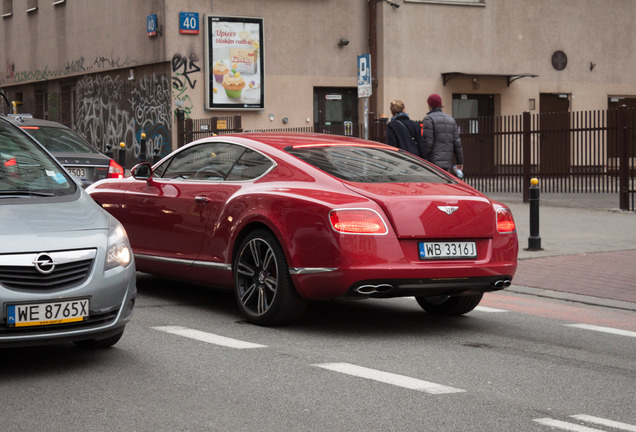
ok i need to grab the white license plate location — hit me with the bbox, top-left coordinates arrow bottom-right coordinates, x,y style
7,298 -> 89,327
419,241 -> 477,260
68,167 -> 87,178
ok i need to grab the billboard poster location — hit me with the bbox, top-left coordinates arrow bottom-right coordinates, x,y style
205,15 -> 264,110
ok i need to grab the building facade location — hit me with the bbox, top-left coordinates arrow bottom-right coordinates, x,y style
1,0 -> 635,163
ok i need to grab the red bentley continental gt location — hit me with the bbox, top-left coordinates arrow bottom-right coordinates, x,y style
87,133 -> 518,325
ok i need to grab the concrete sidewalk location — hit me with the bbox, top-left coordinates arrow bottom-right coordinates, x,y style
487,193 -> 636,311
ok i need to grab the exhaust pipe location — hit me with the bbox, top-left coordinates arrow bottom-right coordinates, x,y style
493,279 -> 512,289
354,284 -> 394,295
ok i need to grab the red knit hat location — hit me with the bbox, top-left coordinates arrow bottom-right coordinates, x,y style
427,93 -> 442,107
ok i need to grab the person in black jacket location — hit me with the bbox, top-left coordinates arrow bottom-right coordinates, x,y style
422,94 -> 464,174
386,100 -> 426,159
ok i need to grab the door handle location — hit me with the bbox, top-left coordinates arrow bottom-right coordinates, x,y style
195,196 -> 211,204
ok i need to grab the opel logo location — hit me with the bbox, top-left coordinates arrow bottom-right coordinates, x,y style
33,253 -> 55,274
437,206 -> 459,215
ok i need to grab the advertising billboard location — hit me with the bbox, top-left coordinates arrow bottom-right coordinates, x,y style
205,15 -> 264,110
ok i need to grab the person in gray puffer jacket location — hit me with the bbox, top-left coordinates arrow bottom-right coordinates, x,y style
422,93 -> 464,174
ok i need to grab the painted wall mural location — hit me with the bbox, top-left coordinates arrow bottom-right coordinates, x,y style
74,72 -> 172,164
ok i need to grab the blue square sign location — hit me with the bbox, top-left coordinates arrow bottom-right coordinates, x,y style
179,12 -> 199,35
147,14 -> 157,37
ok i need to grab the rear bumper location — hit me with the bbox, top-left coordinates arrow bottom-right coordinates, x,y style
347,275 -> 513,298
291,262 -> 517,300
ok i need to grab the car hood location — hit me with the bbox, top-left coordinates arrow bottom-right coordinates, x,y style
343,182 -> 497,238
0,193 -> 109,237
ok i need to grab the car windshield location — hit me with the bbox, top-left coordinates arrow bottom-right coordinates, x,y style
0,121 -> 76,196
21,125 -> 98,154
285,144 -> 451,183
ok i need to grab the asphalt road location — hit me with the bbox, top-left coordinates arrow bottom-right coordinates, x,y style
2,274 -> 635,432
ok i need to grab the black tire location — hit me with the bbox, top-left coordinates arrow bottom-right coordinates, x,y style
415,293 -> 483,316
233,229 -> 307,326
74,329 -> 124,349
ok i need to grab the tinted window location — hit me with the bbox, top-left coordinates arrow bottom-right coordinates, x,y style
226,149 -> 272,181
160,142 -> 245,180
22,126 -> 99,154
0,122 -> 75,195
286,145 -> 449,183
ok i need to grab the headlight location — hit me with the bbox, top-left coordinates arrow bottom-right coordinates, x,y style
105,217 -> 132,270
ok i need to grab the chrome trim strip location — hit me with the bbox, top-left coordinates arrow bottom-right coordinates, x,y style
134,254 -> 232,271
134,254 -> 193,266
1,249 -> 97,266
193,260 -> 232,271
289,267 -> 338,275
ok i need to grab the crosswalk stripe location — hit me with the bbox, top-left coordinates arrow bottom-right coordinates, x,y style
571,414 -> 636,431
474,306 -> 508,313
313,362 -> 465,394
533,418 -> 605,431
152,326 -> 267,349
565,323 -> 636,338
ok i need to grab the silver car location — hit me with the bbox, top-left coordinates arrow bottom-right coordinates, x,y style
0,117 -> 136,348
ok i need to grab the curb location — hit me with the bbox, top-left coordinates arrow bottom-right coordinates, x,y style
507,285 -> 636,312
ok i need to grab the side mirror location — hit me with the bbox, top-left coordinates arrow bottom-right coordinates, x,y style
131,162 -> 153,182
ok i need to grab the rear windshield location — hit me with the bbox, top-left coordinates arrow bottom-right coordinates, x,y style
22,125 -> 98,154
285,145 -> 450,183
0,121 -> 76,197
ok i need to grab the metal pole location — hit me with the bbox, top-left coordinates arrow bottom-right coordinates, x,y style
139,132 -> 147,162
364,98 -> 369,140
118,142 -> 126,169
527,177 -> 542,251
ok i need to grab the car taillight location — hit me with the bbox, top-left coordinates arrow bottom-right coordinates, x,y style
495,205 -> 516,233
329,209 -> 388,235
107,159 -> 124,179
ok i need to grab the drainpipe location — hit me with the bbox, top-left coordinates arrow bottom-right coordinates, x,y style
369,0 -> 378,119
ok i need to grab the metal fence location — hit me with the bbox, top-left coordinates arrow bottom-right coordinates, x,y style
179,107 -> 636,212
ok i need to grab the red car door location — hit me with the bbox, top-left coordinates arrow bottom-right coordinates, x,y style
120,178 -> 216,263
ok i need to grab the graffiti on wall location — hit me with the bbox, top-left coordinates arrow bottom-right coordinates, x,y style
1,54 -> 137,86
74,72 -> 172,163
171,53 -> 200,119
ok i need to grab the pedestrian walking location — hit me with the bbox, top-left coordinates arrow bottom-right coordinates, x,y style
422,93 -> 464,175
386,100 -> 426,159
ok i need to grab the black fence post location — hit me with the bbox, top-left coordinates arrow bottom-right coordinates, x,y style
618,106 -> 629,210
522,111 -> 531,203
233,115 -> 242,132
139,132 -> 147,162
176,108 -> 185,148
104,143 -> 113,159
527,178 -> 542,251
117,142 -> 126,168
152,145 -> 162,164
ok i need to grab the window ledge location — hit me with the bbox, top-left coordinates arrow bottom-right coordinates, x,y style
1,12 -> 13,18
404,0 -> 485,6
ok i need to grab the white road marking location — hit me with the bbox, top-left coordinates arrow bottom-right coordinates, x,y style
313,362 -> 465,394
571,414 -> 636,431
533,418 -> 605,431
152,326 -> 267,349
565,323 -> 636,338
474,306 -> 508,313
